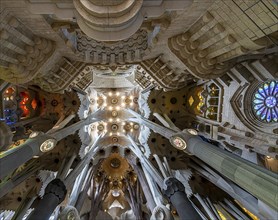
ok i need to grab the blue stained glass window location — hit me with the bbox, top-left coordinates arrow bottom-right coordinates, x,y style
253,80 -> 278,123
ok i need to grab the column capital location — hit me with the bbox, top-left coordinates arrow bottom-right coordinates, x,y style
45,179 -> 67,203
162,177 -> 185,199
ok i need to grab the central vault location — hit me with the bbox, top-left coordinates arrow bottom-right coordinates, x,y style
76,65 -> 151,217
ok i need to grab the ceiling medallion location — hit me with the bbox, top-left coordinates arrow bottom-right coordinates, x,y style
133,97 -> 138,103
112,137 -> 118,143
111,98 -> 118,104
110,158 -> 121,168
97,124 -> 104,131
111,110 -> 118,117
170,136 -> 187,150
133,124 -> 139,130
97,98 -> 103,105
125,98 -> 131,104
124,124 -> 131,130
111,124 -> 118,131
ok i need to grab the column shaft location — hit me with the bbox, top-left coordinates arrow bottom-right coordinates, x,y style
28,194 -> 59,220
187,136 -> 278,211
170,191 -> 201,220
163,178 -> 201,220
0,135 -> 52,179
27,179 -> 67,220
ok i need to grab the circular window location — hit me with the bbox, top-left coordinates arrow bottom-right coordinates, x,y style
253,81 -> 277,123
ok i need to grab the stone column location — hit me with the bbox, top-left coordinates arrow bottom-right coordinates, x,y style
185,135 -> 278,211
0,134 -> 54,179
0,116 -> 99,179
28,179 -> 67,220
128,157 -> 156,212
162,178 -> 201,220
130,112 -> 278,211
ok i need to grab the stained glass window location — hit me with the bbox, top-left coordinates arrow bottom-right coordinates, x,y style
253,81 -> 278,123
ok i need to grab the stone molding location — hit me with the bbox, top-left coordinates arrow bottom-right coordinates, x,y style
0,16 -> 55,84
76,29 -> 148,64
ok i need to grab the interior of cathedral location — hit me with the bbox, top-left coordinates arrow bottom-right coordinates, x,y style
0,0 -> 277,219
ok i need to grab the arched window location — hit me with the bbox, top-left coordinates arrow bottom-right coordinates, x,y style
253,81 -> 277,123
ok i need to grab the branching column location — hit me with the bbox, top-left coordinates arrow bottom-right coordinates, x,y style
186,135 -> 278,211
127,156 -> 156,212
0,134 -> 54,179
0,115 -> 99,179
128,135 -> 201,219
130,111 -> 278,212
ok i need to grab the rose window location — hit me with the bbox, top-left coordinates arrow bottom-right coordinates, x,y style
253,80 -> 277,123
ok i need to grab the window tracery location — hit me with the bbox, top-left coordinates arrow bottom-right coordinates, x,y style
253,81 -> 278,123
